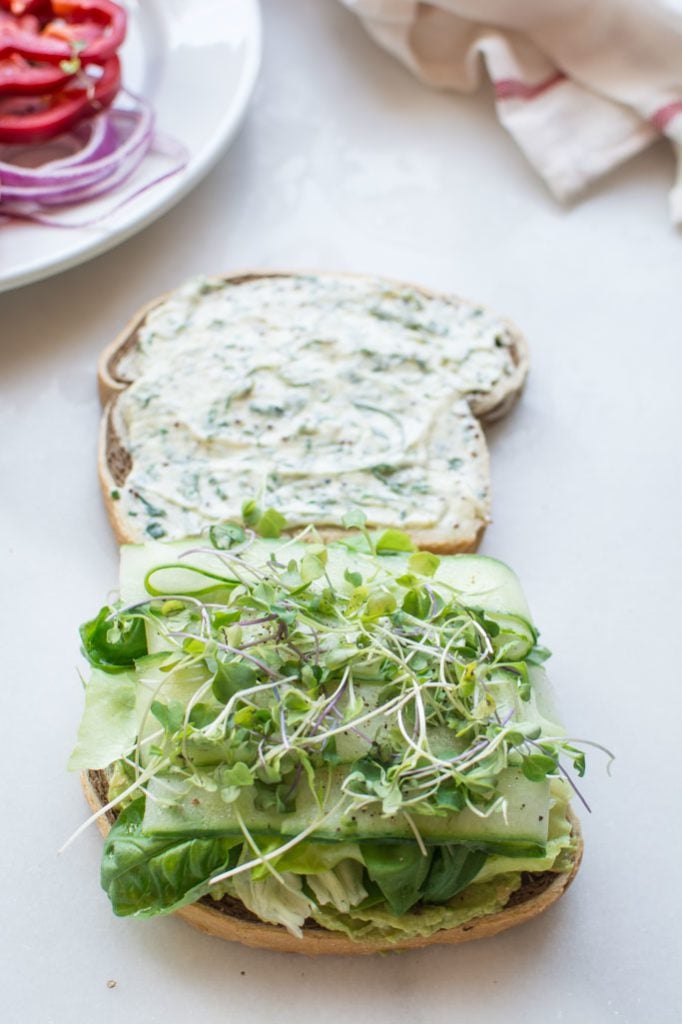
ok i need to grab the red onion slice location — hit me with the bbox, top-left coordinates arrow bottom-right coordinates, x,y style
2,109 -> 152,198
0,114 -> 118,179
0,90 -> 188,223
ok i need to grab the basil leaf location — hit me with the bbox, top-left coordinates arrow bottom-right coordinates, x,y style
80,607 -> 147,673
421,846 -> 487,904
360,841 -> 433,915
101,798 -> 241,917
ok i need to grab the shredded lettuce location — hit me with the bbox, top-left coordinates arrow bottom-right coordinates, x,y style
217,857 -> 369,936
232,868 -> 312,937
311,874 -> 523,942
307,861 -> 368,914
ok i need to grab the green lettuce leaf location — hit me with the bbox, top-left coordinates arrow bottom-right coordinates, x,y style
68,668 -> 138,770
275,841 -> 364,874
306,861 -> 368,913
231,862 -> 312,937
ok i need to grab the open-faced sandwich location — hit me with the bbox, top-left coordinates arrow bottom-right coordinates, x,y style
69,516 -> 586,954
97,272 -> 528,552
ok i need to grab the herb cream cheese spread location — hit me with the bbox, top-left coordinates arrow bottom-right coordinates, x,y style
112,274 -> 521,541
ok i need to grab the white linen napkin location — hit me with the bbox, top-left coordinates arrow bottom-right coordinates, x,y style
341,0 -> 682,223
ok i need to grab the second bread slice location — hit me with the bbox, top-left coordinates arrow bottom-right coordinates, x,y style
99,272 -> 528,551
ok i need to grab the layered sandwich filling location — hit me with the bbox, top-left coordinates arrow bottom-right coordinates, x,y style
70,523 -> 581,942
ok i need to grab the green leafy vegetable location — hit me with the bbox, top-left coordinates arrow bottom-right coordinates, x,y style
257,508 -> 287,539
241,501 -> 287,538
209,523 -> 246,549
365,589 -> 397,618
212,658 -> 257,704
360,842 -> 433,915
80,607 -> 147,673
221,761 -> 254,787
408,551 -> 440,577
375,529 -> 416,554
402,587 -> 432,619
421,847 -> 488,903
241,499 -> 261,527
522,753 -> 558,781
341,509 -> 367,530
151,699 -> 185,735
101,799 -> 241,917
311,873 -> 523,943
68,668 -> 138,770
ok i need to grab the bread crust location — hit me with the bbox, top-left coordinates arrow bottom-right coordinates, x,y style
82,769 -> 581,956
98,271 -> 529,552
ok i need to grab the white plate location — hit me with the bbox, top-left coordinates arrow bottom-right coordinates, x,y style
0,0 -> 261,293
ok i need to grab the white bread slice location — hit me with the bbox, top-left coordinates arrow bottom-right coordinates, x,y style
98,272 -> 528,551
82,769 -> 581,955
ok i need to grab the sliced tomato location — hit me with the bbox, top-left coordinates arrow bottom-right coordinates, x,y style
0,1 -> 126,66
0,51 -> 119,142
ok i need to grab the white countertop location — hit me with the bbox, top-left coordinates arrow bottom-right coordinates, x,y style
2,1 -> 681,1021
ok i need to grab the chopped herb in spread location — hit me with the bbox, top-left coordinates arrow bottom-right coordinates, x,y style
113,275 -> 520,541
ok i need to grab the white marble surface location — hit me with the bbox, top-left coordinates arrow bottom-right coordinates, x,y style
1,1 -> 681,1021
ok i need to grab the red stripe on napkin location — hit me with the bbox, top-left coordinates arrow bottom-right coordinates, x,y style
651,100 -> 682,131
494,72 -> 566,101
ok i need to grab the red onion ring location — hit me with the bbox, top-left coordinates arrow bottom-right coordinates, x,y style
2,109 -> 152,198
0,114 -> 118,178
0,90 -> 187,223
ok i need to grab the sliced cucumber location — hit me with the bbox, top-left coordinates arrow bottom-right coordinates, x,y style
486,611 -> 537,660
120,540 -> 533,625
430,555 -> 533,622
143,767 -> 550,856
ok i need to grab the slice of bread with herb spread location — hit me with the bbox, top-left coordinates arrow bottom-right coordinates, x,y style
69,533 -> 585,955
98,272 -> 528,551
